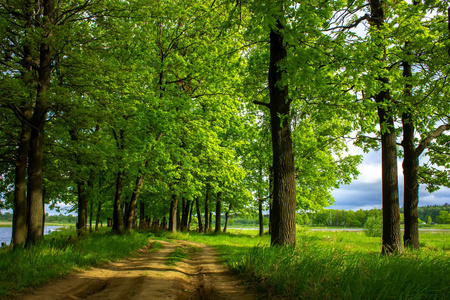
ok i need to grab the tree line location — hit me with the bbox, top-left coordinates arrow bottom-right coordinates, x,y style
303,204 -> 450,227
0,212 -> 77,224
0,0 -> 449,254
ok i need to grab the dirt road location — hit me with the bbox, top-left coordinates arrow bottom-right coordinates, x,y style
12,240 -> 256,300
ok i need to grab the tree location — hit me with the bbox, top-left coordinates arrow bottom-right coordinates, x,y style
436,211 -> 450,224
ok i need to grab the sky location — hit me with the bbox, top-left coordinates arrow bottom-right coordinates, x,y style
329,145 -> 450,211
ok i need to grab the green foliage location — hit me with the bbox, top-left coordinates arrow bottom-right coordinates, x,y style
296,213 -> 310,225
364,216 -> 383,238
436,211 -> 450,224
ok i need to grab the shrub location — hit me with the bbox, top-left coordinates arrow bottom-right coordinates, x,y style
364,216 -> 382,237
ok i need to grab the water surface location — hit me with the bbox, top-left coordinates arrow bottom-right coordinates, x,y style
0,226 -> 61,246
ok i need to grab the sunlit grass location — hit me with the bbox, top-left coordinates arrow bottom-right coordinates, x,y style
1,226 -> 448,299
173,228 -> 449,299
0,228 -> 155,297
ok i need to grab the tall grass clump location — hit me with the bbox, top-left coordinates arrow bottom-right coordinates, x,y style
236,237 -> 450,299
0,228 -> 154,297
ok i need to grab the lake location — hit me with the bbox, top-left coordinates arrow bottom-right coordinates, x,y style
0,226 -> 62,246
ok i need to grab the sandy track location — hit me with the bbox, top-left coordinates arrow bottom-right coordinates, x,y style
11,240 -> 256,300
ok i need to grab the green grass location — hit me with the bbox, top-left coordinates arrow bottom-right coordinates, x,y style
0,228 -> 156,298
1,227 -> 448,299
165,244 -> 199,266
172,228 -> 449,300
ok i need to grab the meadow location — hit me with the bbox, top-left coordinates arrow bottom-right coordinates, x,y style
0,227 -> 448,299
171,228 -> 450,299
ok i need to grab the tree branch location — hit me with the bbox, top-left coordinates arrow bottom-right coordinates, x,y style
253,100 -> 270,108
324,14 -> 370,32
416,124 -> 450,156
8,104 -> 37,130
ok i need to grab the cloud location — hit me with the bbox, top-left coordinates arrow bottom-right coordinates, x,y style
331,149 -> 450,210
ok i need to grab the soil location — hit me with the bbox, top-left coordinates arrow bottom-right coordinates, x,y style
10,240 -> 257,300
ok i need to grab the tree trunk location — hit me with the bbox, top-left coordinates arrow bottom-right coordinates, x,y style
89,197 -> 93,233
196,197 -> 203,233
169,194 -> 178,233
12,1 -> 34,246
204,188 -> 210,233
369,0 -> 402,254
133,205 -> 138,229
187,200 -> 193,231
268,17 -> 296,247
209,212 -> 213,232
401,49 -> 419,250
215,194 -> 222,233
112,170 -> 124,234
176,202 -> 181,231
402,112 -> 419,249
12,106 -> 32,248
378,92 -> 402,254
139,201 -> 146,229
223,203 -> 232,233
125,171 -> 146,233
76,181 -> 88,236
95,199 -> 102,231
259,199 -> 264,236
162,215 -> 167,230
269,165 -> 273,235
181,198 -> 188,232
26,0 -> 55,246
26,78 -> 46,245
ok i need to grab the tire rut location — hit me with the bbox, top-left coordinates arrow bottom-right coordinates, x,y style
10,240 -> 256,300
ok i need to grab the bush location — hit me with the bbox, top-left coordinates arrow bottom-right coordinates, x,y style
364,216 -> 382,237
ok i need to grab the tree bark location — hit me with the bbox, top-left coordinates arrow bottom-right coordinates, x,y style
259,198 -> 264,236
269,165 -> 273,234
209,212 -> 213,232
169,194 -> 178,233
268,15 -> 296,247
181,198 -> 190,232
112,170 -> 124,234
369,0 -> 402,254
401,47 -> 420,249
223,203 -> 232,233
176,202 -> 181,230
26,0 -> 54,244
215,194 -> 222,233
12,0 -> 35,247
187,200 -> 193,231
402,111 -> 419,249
12,106 -> 32,247
76,181 -> 88,236
125,171 -> 146,233
95,199 -> 102,231
139,201 -> 146,229
196,197 -> 203,233
204,188 -> 210,233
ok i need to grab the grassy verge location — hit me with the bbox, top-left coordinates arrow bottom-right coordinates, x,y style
171,228 -> 449,299
0,228 -> 156,298
238,237 -> 449,299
